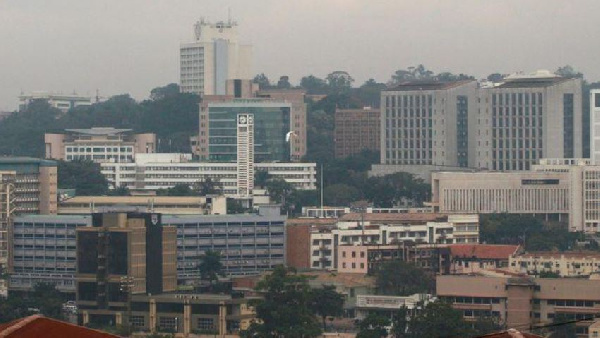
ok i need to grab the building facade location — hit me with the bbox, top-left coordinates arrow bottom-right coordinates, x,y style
509,252 -> 600,277
438,275 -> 600,336
163,206 -> 286,283
100,154 -> 317,195
45,128 -> 156,163
19,92 -> 92,113
432,158 -> 600,233
180,19 -> 252,96
199,99 -> 292,162
591,89 -> 600,164
334,108 -> 381,158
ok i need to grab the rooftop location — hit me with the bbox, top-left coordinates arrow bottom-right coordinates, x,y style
339,213 -> 447,223
0,315 -> 118,338
385,80 -> 474,92
518,251 -> 600,259
64,127 -> 133,136
60,195 -> 215,205
449,244 -> 520,260
495,77 -> 571,89
0,157 -> 57,167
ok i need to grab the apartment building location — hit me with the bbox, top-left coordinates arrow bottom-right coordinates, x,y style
18,92 -> 92,113
45,128 -> 156,163
509,252 -> 600,277
100,153 -> 316,195
58,195 -> 227,215
437,275 -> 600,336
180,19 -> 252,96
432,158 -> 600,232
163,205 -> 286,282
334,107 -> 380,158
9,215 -> 92,296
309,213 -> 479,270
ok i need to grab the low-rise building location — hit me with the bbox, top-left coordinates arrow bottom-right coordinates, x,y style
437,275 -> 600,335
448,244 -> 521,274
45,128 -> 156,163
58,195 -> 227,215
19,92 -> 92,113
509,252 -> 600,277
355,294 -> 434,321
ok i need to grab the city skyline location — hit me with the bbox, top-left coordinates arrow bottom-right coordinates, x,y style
2,0 -> 600,111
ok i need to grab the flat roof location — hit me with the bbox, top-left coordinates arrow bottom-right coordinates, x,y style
495,77 -> 571,89
61,196 -> 216,205
385,80 -> 474,92
339,213 -> 447,222
0,157 -> 57,167
64,127 -> 133,136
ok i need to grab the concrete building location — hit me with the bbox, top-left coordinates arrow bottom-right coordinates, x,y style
374,72 -> 583,180
45,128 -> 156,163
236,113 -> 254,197
437,275 -> 600,335
355,293 -> 434,321
76,212 -> 178,325
58,195 -> 227,215
286,218 -> 336,270
9,215 -> 92,296
591,89 -> 600,164
334,107 -> 380,158
163,205 -> 286,282
180,18 -> 252,96
509,252 -> 600,277
19,92 -> 92,113
0,158 -> 57,268
477,72 -> 583,170
432,158 -> 600,233
100,153 -> 316,195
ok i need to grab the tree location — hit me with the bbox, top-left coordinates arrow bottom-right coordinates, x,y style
389,65 -> 434,84
157,184 -> 194,196
253,73 -> 272,89
58,159 -> 109,195
324,183 -> 360,206
555,65 -> 583,79
300,75 -> 329,95
487,73 -> 505,83
0,282 -> 66,323
254,170 -> 270,188
194,178 -> 221,196
199,250 -> 223,283
265,178 -> 295,212
407,301 -> 473,338
375,260 -> 434,296
364,173 -> 430,208
356,79 -> 387,108
326,71 -> 354,94
227,198 -> 248,214
277,75 -> 292,89
435,72 -> 474,82
310,285 -> 344,331
549,313 -> 577,338
245,266 -> 322,338
108,185 -> 130,196
149,83 -> 180,101
356,313 -> 390,338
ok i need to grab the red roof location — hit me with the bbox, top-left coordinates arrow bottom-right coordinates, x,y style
449,244 -> 520,260
0,315 -> 119,338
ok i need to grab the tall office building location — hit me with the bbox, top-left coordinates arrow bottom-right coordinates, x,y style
180,19 -> 252,96
477,71 -> 582,170
379,80 -> 478,170
335,107 -> 380,158
591,89 -> 600,164
199,99 -> 292,162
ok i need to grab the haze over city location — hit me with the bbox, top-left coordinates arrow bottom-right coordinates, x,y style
2,0 -> 600,110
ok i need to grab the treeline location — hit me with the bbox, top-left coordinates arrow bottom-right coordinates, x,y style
0,84 -> 199,157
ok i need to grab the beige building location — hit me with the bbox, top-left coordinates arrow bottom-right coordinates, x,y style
45,128 -> 156,163
438,275 -> 600,336
509,252 -> 600,277
432,158 -> 600,233
58,195 -> 227,215
335,107 -> 380,158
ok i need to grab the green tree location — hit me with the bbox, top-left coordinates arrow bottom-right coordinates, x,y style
356,313 -> 390,338
265,178 -> 296,213
310,285 -> 344,331
435,72 -> 474,82
199,250 -> 223,283
326,71 -> 354,94
157,184 -> 194,196
277,75 -> 292,89
549,313 -> 577,338
253,73 -> 272,89
375,260 -> 434,296
356,79 -> 387,108
58,159 -> 109,195
227,198 -> 248,214
108,185 -> 130,196
300,75 -> 329,95
254,170 -> 270,188
0,282 -> 66,323
364,173 -> 430,208
245,266 -> 321,337
194,178 -> 221,196
324,183 -> 361,206
487,73 -> 505,83
471,315 -> 503,336
149,83 -> 180,101
408,301 -> 472,338
390,65 -> 434,84
555,65 -> 583,79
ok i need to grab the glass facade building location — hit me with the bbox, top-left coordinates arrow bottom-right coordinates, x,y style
206,100 -> 291,162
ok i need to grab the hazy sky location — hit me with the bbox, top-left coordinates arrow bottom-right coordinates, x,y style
1,0 -> 599,111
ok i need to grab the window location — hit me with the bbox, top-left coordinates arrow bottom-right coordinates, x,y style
360,251 -> 365,258
352,251 -> 356,258
197,318 -> 215,331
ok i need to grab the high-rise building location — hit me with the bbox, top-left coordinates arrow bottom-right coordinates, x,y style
199,99 -> 292,162
590,89 -> 600,164
180,19 -> 252,96
477,72 -> 582,170
45,128 -> 156,163
334,107 -> 380,158
76,212 -> 177,323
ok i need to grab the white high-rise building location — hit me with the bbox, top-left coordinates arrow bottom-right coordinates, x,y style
590,89 -> 600,164
180,18 -> 253,96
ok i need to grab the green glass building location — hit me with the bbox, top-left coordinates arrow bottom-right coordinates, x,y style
207,99 -> 291,162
